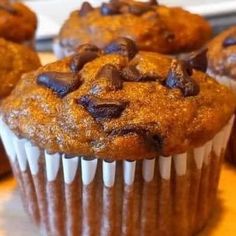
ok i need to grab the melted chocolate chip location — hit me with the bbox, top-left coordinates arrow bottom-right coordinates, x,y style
122,65 -> 158,82
37,72 -> 82,97
165,60 -> 200,97
96,64 -> 123,91
76,43 -> 101,54
100,2 -> 120,15
222,34 -> 236,47
104,37 -> 138,60
0,2 -> 16,14
79,2 -> 93,16
70,51 -> 100,73
109,125 -> 163,151
186,48 -> 208,73
78,95 -> 128,119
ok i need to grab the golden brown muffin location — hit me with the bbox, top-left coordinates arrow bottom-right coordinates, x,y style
0,38 -> 40,176
54,0 -> 212,58
0,0 -> 37,44
207,26 -> 236,164
1,38 -> 235,236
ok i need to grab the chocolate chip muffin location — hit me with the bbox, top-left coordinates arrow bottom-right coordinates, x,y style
1,38 -> 234,236
0,38 -> 40,176
53,0 -> 212,58
0,0 -> 37,46
207,26 -> 236,164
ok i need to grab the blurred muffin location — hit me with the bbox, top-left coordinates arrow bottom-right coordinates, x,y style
0,0 -> 37,46
1,38 -> 234,235
54,0 -> 212,58
207,26 -> 236,164
0,38 -> 40,176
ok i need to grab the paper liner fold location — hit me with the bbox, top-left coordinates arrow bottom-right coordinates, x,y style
0,117 -> 234,236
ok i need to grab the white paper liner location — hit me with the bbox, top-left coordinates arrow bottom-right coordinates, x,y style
0,116 -> 234,185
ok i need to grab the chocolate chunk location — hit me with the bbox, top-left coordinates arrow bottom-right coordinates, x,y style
100,2 -> 120,15
186,48 -> 208,73
78,95 -> 128,119
37,72 -> 82,97
149,0 -> 159,6
109,125 -> 163,151
122,65 -> 158,82
165,60 -> 200,97
104,37 -> 138,60
76,43 -> 101,54
222,34 -> 236,47
96,64 -> 123,90
163,31 -> 175,43
0,2 -> 16,14
70,51 -> 99,73
79,2 -> 93,16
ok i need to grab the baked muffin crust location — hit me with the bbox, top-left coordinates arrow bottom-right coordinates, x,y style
0,38 -> 41,98
58,0 -> 211,55
1,39 -> 235,160
208,26 -> 236,79
0,1 -> 37,43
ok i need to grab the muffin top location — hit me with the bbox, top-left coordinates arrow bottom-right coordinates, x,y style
58,0 -> 211,55
208,26 -> 236,79
0,38 -> 41,98
1,38 -> 235,160
0,0 -> 37,43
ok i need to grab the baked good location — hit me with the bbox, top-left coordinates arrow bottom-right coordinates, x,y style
207,26 -> 236,164
0,0 -> 37,46
0,38 -> 40,176
1,38 -> 234,235
53,0 -> 212,58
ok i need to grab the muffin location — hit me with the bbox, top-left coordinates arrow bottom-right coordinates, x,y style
207,26 -> 236,164
53,0 -> 212,58
1,38 -> 235,236
0,38 -> 41,176
0,0 -> 37,47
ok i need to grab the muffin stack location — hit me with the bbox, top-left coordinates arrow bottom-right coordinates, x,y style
0,1 -> 236,236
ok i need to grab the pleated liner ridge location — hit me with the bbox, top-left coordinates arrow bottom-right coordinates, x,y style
0,116 -> 234,236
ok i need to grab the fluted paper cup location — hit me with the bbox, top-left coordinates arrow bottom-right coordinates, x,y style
0,116 -> 234,236
207,70 -> 236,164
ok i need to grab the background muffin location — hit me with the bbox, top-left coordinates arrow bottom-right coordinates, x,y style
54,0 -> 212,58
207,26 -> 236,164
0,38 -> 41,176
1,38 -> 234,236
0,0 -> 37,46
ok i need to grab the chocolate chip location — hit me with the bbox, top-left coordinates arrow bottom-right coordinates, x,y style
222,34 -> 236,47
100,2 -> 120,15
104,37 -> 138,60
79,2 -> 93,16
165,60 -> 200,97
37,72 -> 82,97
149,0 -> 159,6
122,65 -> 158,82
96,64 -> 123,91
163,31 -> 175,43
186,48 -> 208,73
76,43 -> 101,54
78,95 -> 128,119
70,51 -> 100,73
109,125 -> 163,151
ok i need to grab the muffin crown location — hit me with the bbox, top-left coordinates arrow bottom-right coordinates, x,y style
1,38 -> 235,160
0,38 -> 40,98
208,26 -> 236,79
0,1 -> 37,43
58,0 -> 211,55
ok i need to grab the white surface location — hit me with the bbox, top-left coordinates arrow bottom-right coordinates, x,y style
23,0 -> 236,40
